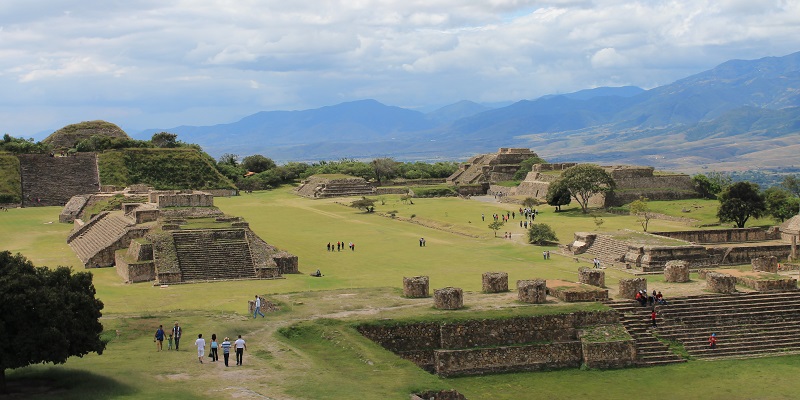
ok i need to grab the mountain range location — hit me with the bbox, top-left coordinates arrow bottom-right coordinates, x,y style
137,51 -> 800,172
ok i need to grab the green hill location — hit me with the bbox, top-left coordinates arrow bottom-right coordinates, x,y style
43,120 -> 131,149
98,148 -> 236,190
0,153 -> 21,203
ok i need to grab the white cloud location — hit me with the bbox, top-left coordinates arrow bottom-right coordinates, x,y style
0,0 -> 797,137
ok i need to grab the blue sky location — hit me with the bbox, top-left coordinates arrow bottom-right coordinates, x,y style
1,0 -> 798,139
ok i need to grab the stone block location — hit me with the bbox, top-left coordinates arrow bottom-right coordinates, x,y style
578,267 -> 605,287
403,276 -> 430,298
664,260 -> 690,282
617,278 -> 647,299
706,272 -> 736,293
752,256 -> 779,273
434,287 -> 463,310
517,279 -> 547,304
482,272 -> 509,293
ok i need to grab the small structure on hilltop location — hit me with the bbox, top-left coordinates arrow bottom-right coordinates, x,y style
63,187 -> 298,284
516,164 -> 697,207
295,174 -> 376,198
446,148 -> 537,186
779,215 -> 800,261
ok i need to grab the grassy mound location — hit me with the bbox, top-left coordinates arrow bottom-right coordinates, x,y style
0,153 -> 21,203
43,120 -> 131,149
98,148 -> 236,189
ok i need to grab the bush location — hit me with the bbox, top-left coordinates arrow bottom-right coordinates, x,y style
527,223 -> 559,245
413,187 -> 457,198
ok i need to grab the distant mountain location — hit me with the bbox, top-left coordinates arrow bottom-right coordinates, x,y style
139,51 -> 800,170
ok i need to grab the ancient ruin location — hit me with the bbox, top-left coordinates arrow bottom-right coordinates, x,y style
517,279 -> 547,304
547,280 -> 608,302
434,287 -> 464,310
482,272 -> 508,293
578,267 -> 605,287
18,153 -> 100,207
295,174 -> 375,198
664,260 -> 690,282
514,164 -> 697,207
617,278 -> 647,299
403,276 -> 430,298
446,148 -> 537,186
63,187 -> 298,284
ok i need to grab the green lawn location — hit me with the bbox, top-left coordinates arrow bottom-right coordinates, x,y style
1,189 -> 798,399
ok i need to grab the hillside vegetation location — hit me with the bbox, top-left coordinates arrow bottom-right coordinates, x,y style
43,120 -> 131,149
0,153 -> 21,203
98,148 -> 236,189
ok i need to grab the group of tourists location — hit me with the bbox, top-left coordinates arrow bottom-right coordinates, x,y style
326,241 -> 355,251
542,250 -> 551,259
519,207 -> 538,221
635,289 -> 667,307
154,321 -> 247,366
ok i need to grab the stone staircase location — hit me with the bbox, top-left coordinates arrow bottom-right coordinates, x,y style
172,229 -> 257,281
606,300 -> 686,367
585,235 -> 629,265
447,154 -> 492,185
609,291 -> 800,362
654,291 -> 800,360
68,211 -> 135,267
18,153 -> 100,207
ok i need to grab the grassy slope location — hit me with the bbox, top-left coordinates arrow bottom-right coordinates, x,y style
0,153 -> 21,202
0,191 -> 793,399
98,148 -> 236,190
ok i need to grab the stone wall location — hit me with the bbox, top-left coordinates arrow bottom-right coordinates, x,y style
651,228 -> 780,243
735,275 -> 797,292
154,192 -> 214,207
272,252 -> 298,274
59,195 -> 90,223
708,245 -> 792,265
114,250 -> 155,283
581,340 -> 637,369
134,209 -> 160,224
433,342 -> 582,377
17,153 -> 100,207
548,286 -> 609,302
624,244 -> 710,272
752,256 -> 779,273
411,390 -> 466,400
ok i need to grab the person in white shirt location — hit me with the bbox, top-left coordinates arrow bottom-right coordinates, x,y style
253,295 -> 265,318
234,335 -> 247,365
195,333 -> 206,364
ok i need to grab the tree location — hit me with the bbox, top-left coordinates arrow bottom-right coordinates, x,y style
512,156 -> 548,181
782,175 -> 800,216
522,197 -> 539,209
527,223 -> 558,245
559,164 -> 615,213
242,155 -> 276,173
218,153 -> 239,167
545,179 -> 571,212
151,132 -> 179,148
488,220 -> 505,237
692,172 -> 731,199
764,187 -> 799,222
0,251 -> 106,392
629,197 -> 654,232
371,158 -> 398,184
717,181 -> 766,228
350,197 -> 376,212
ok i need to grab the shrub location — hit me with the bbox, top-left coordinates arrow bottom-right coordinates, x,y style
527,223 -> 559,245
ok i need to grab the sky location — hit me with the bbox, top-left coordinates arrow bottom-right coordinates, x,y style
1,0 -> 798,139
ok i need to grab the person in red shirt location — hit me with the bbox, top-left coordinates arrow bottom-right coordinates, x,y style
709,333 -> 717,349
650,309 -> 657,328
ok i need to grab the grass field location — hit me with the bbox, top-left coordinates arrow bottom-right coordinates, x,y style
0,189 -> 796,399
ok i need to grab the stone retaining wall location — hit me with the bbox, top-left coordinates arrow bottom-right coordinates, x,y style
548,286 -> 608,302
581,340 -> 637,369
154,192 -> 214,207
411,390 -> 466,400
517,279 -> 547,303
433,342 -> 582,377
752,256 -> 779,273
706,272 -> 736,293
708,245 -> 792,265
651,227 -> 780,243
735,276 -> 797,292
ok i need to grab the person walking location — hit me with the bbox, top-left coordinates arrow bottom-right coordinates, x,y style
253,295 -> 265,318
172,322 -> 182,350
221,337 -> 232,366
195,333 -> 206,364
234,335 -> 247,365
154,325 -> 165,351
709,333 -> 717,349
650,309 -> 657,328
210,334 -> 218,362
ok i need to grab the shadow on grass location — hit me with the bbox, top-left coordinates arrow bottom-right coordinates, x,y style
3,367 -> 135,400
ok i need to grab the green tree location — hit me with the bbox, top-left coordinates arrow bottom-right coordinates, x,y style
559,164 -> 615,213
350,197 -> 376,212
488,220 -> 505,237
717,181 -> 766,228
512,156 -> 548,180
764,187 -> 799,222
527,223 -> 558,245
629,197 -> 654,232
692,172 -> 731,199
151,132 -> 179,148
218,153 -> 239,167
545,179 -> 572,212
0,251 -> 106,392
242,155 -> 276,173
782,175 -> 800,216
371,158 -> 398,184
522,197 -> 539,209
